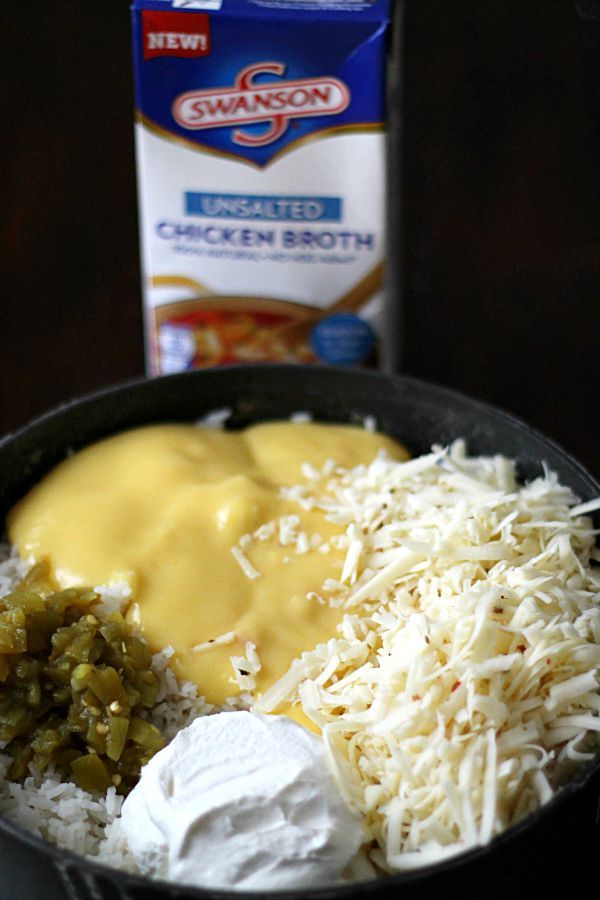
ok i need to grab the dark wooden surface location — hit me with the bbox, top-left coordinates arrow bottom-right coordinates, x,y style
401,0 -> 600,479
1,0 -> 599,485
1,2 -> 144,434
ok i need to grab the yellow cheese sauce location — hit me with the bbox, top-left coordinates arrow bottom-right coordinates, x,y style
8,422 -> 407,709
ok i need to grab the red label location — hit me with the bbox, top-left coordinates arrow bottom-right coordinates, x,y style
142,10 -> 211,61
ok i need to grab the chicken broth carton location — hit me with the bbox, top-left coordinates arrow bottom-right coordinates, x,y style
131,0 -> 394,374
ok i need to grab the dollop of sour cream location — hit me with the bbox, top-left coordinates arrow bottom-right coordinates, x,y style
120,711 -> 364,890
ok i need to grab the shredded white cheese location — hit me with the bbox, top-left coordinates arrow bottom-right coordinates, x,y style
230,545 -> 261,580
253,442 -> 600,871
231,640 -> 263,691
192,631 -> 236,653
196,407 -> 231,429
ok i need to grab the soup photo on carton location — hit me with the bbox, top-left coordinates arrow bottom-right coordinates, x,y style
131,0 -> 394,373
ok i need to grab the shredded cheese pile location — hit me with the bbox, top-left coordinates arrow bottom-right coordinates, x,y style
253,440 -> 600,870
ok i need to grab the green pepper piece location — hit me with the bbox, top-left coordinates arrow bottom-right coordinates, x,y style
128,717 -> 165,752
71,753 -> 112,793
71,663 -> 94,692
106,716 -> 129,761
88,666 -> 128,706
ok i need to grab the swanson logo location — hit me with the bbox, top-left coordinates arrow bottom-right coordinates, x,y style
172,62 -> 350,147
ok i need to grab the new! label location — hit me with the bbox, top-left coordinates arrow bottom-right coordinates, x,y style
142,10 -> 211,61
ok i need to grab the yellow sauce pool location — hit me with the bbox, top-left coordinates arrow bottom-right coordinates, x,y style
8,422 -> 407,709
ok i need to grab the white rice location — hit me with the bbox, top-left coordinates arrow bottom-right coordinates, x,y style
0,546 -> 251,872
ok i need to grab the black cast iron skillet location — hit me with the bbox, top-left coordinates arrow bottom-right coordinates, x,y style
0,366 -> 598,900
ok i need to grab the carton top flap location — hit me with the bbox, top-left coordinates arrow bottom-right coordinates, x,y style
131,0 -> 392,23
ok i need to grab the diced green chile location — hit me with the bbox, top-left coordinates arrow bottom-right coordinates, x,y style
0,588 -> 166,794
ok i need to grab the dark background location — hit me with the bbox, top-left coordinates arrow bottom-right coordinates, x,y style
1,0 -> 599,483
0,2 -> 599,895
